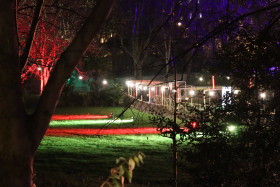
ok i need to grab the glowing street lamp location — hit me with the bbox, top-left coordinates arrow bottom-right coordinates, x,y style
177,22 -> 182,27
209,91 -> 215,97
189,90 -> 195,96
233,90 -> 239,95
102,79 -> 108,85
78,75 -> 83,80
189,90 -> 195,106
228,125 -> 236,132
199,77 -> 203,81
126,81 -> 134,88
260,92 -> 266,99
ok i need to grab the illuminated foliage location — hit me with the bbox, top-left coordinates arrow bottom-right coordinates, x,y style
17,0 -> 105,93
101,152 -> 146,187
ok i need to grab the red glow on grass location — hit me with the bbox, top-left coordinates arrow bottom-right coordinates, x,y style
46,127 -> 159,136
51,113 -> 112,120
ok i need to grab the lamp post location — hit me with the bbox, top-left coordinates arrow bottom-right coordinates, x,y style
189,90 -> 195,106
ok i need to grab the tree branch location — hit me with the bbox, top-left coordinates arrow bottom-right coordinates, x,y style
31,0 -> 115,150
20,0 -> 44,71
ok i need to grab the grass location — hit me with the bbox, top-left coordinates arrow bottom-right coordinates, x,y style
34,107 -> 175,186
53,107 -> 154,128
34,135 -> 173,186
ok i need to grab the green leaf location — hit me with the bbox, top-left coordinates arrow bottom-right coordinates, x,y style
111,178 -> 122,187
125,168 -> 133,183
138,151 -> 146,158
118,165 -> 125,177
128,158 -> 135,171
138,154 -> 144,164
116,157 -> 126,164
133,155 -> 140,167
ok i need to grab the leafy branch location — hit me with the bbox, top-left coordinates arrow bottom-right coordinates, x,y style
101,151 -> 146,187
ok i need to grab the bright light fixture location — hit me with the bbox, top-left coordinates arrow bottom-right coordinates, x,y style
126,81 -> 134,87
189,90 -> 195,96
209,91 -> 215,96
233,90 -> 239,94
199,77 -> 203,81
228,125 -> 236,132
260,92 -> 266,99
102,79 -> 108,85
78,75 -> 83,80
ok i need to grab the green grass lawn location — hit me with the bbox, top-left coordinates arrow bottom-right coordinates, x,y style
53,107 -> 154,128
34,107 -> 175,187
34,135 -> 173,186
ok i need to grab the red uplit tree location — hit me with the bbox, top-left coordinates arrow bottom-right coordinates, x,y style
17,1 -> 86,94
0,0 -> 115,186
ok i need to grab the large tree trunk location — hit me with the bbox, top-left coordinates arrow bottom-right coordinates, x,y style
0,0 -> 115,186
0,1 -> 35,186
134,62 -> 143,80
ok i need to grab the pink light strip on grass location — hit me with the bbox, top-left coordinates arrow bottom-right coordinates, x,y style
51,113 -> 112,120
46,127 -> 159,136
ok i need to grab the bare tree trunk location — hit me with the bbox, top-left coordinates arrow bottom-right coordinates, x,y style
0,1 -> 35,186
134,62 -> 143,80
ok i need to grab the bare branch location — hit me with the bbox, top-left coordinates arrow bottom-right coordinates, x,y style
20,0 -> 44,71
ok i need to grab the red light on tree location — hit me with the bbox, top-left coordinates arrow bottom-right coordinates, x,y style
191,121 -> 197,128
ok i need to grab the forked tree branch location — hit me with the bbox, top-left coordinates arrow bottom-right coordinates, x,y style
20,0 -> 44,71
31,0 -> 115,150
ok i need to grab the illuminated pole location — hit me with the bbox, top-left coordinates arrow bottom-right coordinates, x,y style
38,66 -> 43,95
173,59 -> 178,187
148,86 -> 151,104
203,89 -> 206,107
135,83 -> 138,99
212,75 -> 215,89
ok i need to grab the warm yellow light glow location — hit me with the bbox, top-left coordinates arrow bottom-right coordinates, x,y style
102,79 -> 108,85
189,90 -> 195,96
260,92 -> 266,99
233,90 -> 239,94
209,91 -> 215,96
